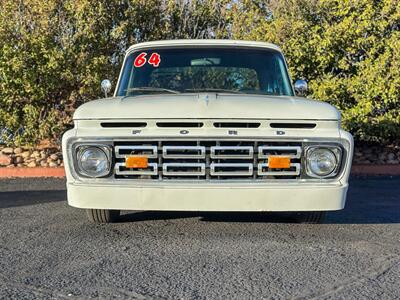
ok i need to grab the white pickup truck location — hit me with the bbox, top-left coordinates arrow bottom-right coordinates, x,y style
62,40 -> 353,224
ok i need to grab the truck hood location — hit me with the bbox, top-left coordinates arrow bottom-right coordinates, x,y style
73,94 -> 340,120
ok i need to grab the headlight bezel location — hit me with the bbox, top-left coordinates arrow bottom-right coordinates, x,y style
304,145 -> 343,179
74,144 -> 113,178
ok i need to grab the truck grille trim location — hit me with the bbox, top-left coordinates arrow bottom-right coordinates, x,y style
211,146 -> 254,159
114,141 -> 303,180
115,162 -> 158,175
163,163 -> 206,176
258,146 -> 301,159
258,163 -> 300,176
115,145 -> 158,158
210,163 -> 253,176
163,146 -> 206,158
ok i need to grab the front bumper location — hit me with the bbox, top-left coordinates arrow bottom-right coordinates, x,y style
67,182 -> 348,211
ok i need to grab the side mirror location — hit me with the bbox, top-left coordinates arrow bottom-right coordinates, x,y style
294,79 -> 308,96
101,79 -> 112,98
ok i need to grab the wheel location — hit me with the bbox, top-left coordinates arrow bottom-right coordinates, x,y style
295,211 -> 326,224
86,209 -> 120,223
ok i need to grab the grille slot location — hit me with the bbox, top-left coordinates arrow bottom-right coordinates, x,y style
258,163 -> 300,176
114,141 -> 303,180
115,145 -> 157,158
210,163 -> 253,176
163,146 -> 205,158
163,163 -> 205,176
211,146 -> 253,159
270,123 -> 316,129
101,122 -> 147,128
258,146 -> 301,159
214,122 -> 260,128
157,122 -> 204,128
115,162 -> 158,175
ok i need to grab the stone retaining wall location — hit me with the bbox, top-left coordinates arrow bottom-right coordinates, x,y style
352,144 -> 400,165
0,144 -> 399,168
0,146 -> 63,168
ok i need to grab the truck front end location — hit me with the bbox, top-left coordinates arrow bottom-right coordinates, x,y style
62,40 -> 353,223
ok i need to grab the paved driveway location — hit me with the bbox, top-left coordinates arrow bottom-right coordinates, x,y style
0,177 -> 399,299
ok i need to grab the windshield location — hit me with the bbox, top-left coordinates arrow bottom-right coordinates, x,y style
116,48 -> 294,97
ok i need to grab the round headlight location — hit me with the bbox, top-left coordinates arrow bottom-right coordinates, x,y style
77,146 -> 110,177
307,148 -> 337,177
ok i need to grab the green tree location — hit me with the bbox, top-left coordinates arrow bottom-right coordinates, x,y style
0,0 -> 230,145
228,0 -> 400,144
0,0 -> 399,145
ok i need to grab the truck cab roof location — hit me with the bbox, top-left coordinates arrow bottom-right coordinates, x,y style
127,39 -> 282,54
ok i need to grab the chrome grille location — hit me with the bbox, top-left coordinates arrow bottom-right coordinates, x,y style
114,141 -> 303,180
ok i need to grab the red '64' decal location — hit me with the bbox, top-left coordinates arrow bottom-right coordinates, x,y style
134,52 -> 161,67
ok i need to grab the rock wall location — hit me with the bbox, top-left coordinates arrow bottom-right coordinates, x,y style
352,144 -> 400,165
0,146 -> 63,168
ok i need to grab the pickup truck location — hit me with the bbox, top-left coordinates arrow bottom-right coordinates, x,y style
62,40 -> 353,224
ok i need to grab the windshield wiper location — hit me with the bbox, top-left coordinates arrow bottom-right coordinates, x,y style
126,87 -> 181,95
183,88 -> 243,94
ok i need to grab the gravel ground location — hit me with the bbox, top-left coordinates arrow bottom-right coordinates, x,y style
0,177 -> 399,299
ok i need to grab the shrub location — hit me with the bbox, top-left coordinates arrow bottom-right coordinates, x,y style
0,0 -> 399,145
228,0 -> 400,144
0,0 -> 229,145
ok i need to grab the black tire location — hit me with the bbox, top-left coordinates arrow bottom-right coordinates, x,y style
86,209 -> 120,223
295,211 -> 326,224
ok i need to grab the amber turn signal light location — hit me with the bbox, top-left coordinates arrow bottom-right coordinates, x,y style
268,156 -> 291,169
125,156 -> 148,168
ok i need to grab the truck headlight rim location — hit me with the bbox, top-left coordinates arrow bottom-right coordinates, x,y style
305,146 -> 342,178
76,145 -> 112,178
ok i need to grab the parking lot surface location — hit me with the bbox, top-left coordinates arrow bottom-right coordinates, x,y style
0,177 -> 399,299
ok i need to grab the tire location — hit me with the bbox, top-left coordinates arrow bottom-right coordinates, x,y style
295,211 -> 326,224
86,209 -> 120,223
